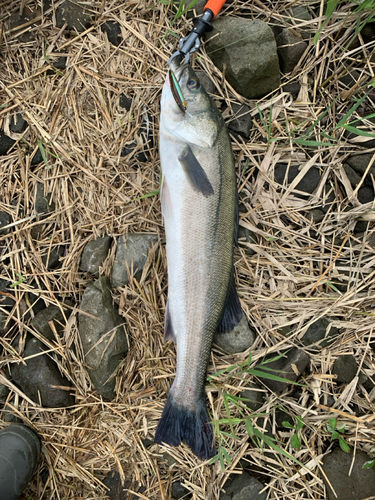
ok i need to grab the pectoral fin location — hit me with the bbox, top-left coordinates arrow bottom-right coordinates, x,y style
178,146 -> 214,198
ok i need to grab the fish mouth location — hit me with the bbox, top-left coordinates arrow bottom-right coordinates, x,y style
169,60 -> 189,83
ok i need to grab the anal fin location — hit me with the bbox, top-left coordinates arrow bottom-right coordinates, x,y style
164,301 -> 176,343
217,271 -> 242,333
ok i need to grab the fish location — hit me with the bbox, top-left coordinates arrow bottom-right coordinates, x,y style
155,60 -> 242,460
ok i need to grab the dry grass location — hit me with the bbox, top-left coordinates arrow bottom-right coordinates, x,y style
1,0 -> 375,498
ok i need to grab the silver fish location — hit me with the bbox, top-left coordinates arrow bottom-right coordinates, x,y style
155,61 -> 242,460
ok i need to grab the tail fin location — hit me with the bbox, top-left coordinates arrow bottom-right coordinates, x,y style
155,394 -> 216,460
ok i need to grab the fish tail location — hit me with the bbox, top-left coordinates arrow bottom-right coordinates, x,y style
155,394 -> 216,460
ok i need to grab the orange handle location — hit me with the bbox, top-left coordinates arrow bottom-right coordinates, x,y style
204,0 -> 226,18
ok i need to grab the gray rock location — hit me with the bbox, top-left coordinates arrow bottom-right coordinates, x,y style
339,69 -> 362,88
78,276 -> 128,399
347,154 -> 375,178
8,6 -> 38,42
358,185 -> 374,204
119,94 -> 132,111
56,1 -> 93,32
35,183 -> 55,215
31,304 -> 72,341
214,314 -> 255,354
0,130 -> 16,156
0,279 -> 14,335
31,148 -> 43,165
284,5 -> 313,40
343,163 -> 362,188
322,448 -> 375,500
80,236 -> 112,277
227,103 -> 253,140
306,208 -> 325,224
301,318 -> 339,350
276,29 -> 307,73
354,221 -> 369,234
256,347 -> 310,392
172,481 -> 192,499
0,211 -> 11,233
103,471 -> 146,500
11,336 -> 74,407
241,382 -> 264,411
196,71 -> 216,94
205,18 -> 280,99
101,21 -> 122,46
332,355 -> 366,384
0,383 -> 10,402
111,233 -> 158,288
10,113 -> 28,133
274,164 -> 321,197
220,472 -> 267,500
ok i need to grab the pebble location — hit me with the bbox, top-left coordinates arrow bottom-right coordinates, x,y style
301,318 -> 339,350
346,154 -> 375,177
358,185 -> 374,204
111,233 -> 158,288
119,94 -> 132,111
205,18 -> 280,99
256,347 -> 310,393
227,103 -> 253,140
220,471 -> 267,500
282,82 -> 301,100
322,448 -> 375,500
78,276 -> 128,399
31,303 -> 72,341
31,148 -> 44,165
332,355 -> 366,384
80,236 -> 112,277
0,211 -> 11,233
11,336 -> 74,407
0,383 -> 10,402
214,314 -> 255,354
343,163 -> 362,188
172,481 -> 192,499
103,471 -> 146,500
0,278 -> 14,335
274,164 -> 320,197
0,130 -> 16,156
8,7 -> 39,42
241,382 -> 265,411
35,183 -> 55,215
42,246 -> 65,270
47,55 -> 67,75
276,29 -> 307,73
101,21 -> 122,46
9,113 -> 28,133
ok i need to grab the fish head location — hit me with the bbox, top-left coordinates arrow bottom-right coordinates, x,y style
161,62 -> 221,149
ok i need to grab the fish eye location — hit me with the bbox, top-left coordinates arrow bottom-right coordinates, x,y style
187,78 -> 200,90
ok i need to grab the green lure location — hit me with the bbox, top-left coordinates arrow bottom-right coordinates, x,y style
169,69 -> 187,113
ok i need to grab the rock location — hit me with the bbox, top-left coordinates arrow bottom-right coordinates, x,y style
31,147 -> 44,165
322,448 -> 375,500
343,163 -> 362,188
196,70 -> 216,94
78,276 -> 128,399
227,103 -> 253,140
301,318 -> 339,350
31,304 -> 72,341
332,355 -> 366,384
0,130 -> 16,156
103,471 -> 146,500
0,383 -> 10,402
161,451 -> 178,467
172,481 -> 192,499
119,94 -> 132,111
283,82 -> 301,100
339,69 -> 362,88
9,113 -> 28,133
256,347 -> 310,393
101,21 -> 122,46
214,314 -> 255,354
276,29 -> 307,73
238,225 -> 257,255
241,382 -> 264,411
354,220 -> 369,233
121,113 -> 153,163
205,18 -> 280,99
358,185 -> 374,204
274,164 -> 321,197
287,5 -> 312,40
0,278 -> 14,335
0,211 -> 11,233
80,236 -> 112,277
42,246 -> 65,269
47,55 -> 67,75
220,471 -> 267,500
8,7 -> 39,42
306,208 -> 325,224
56,1 -> 93,32
35,183 -> 55,214
111,233 -> 158,288
11,336 -> 74,407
